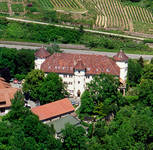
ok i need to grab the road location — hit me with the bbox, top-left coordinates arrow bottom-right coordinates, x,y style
6,17 -> 145,41
0,44 -> 152,60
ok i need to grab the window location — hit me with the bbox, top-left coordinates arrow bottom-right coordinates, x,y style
86,76 -> 90,79
69,75 -> 73,78
106,68 -> 110,72
0,108 -> 5,113
64,75 -> 67,78
69,82 -> 72,85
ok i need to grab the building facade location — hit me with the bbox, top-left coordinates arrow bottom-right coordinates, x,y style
35,48 -> 128,98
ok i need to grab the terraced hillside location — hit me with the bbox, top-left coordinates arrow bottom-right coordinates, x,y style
39,0 -> 84,10
82,0 -> 153,31
0,0 -> 152,33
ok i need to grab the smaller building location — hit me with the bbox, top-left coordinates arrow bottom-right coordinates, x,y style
48,114 -> 80,138
0,78 -> 18,115
31,98 -> 75,122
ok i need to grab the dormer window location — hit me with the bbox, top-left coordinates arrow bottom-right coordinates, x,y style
106,68 -> 110,72
86,75 -> 90,79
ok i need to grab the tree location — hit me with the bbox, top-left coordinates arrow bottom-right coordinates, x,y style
15,49 -> 34,75
0,48 -> 17,78
2,91 -> 31,122
79,25 -> 84,35
138,56 -> 144,68
79,91 -> 94,117
150,57 -> 153,64
138,79 -> 153,109
141,64 -> 153,80
38,72 -> 68,104
79,74 -> 120,118
100,105 -> 153,150
6,23 -> 25,39
0,68 -> 11,82
1,90 -> 62,150
43,10 -> 57,23
61,124 -> 88,150
22,69 -> 45,101
0,47 -> 35,80
127,59 -> 142,87
47,41 -> 62,55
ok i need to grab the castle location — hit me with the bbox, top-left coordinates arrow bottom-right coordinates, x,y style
35,47 -> 128,98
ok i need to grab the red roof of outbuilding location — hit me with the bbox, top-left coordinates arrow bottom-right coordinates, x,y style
31,98 -> 75,121
35,47 -> 50,59
0,88 -> 18,108
0,78 -> 18,108
113,50 -> 128,61
41,53 -> 120,76
0,77 -> 11,89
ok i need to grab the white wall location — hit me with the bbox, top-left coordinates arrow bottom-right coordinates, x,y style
59,74 -> 74,97
35,58 -> 46,70
116,61 -> 128,81
59,71 -> 92,98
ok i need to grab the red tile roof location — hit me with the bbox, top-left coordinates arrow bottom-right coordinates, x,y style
41,53 -> 120,76
75,59 -> 85,70
0,77 -> 11,89
35,47 -> 50,59
31,98 -> 75,121
0,88 -> 18,108
113,50 -> 128,61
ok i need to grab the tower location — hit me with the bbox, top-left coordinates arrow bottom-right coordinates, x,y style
113,50 -> 128,82
34,46 -> 50,70
74,59 -> 86,98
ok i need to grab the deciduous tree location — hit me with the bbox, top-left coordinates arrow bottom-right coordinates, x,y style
22,69 -> 45,101
127,59 -> 142,87
61,124 -> 87,150
38,72 -> 68,104
79,74 -> 120,118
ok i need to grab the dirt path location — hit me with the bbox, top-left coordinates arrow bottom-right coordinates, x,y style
125,31 -> 153,39
8,0 -> 12,16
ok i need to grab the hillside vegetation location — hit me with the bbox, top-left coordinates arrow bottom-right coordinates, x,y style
0,0 -> 152,33
0,17 -> 153,55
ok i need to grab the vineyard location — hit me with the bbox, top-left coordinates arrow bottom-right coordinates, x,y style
84,0 -> 153,31
0,0 -> 152,32
39,0 -> 84,10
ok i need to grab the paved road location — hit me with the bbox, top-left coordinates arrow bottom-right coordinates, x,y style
0,44 -> 152,60
6,17 -> 145,41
